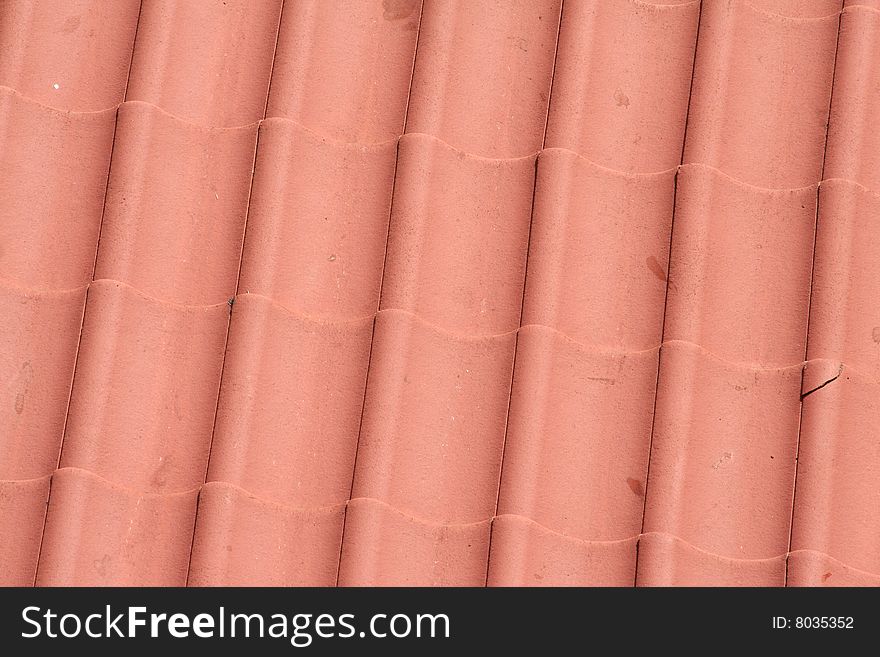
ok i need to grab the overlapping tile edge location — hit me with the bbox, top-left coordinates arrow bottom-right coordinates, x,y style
0,0 -> 876,584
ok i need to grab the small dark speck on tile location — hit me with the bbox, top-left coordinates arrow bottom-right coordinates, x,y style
626,477 -> 644,497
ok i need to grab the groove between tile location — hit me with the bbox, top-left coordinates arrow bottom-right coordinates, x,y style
335,0 -> 426,586
633,0 -> 705,587
31,0 -> 145,587
637,0 -> 844,584
183,0 -> 286,586
6,80 -> 880,191
11,0 -> 871,587
785,0 -> 847,586
485,0 -> 564,586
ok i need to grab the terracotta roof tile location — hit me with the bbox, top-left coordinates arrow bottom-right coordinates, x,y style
237,120 -> 397,317
824,6 -> 880,189
265,0 -> 420,141
405,0 -> 561,157
36,468 -> 197,586
125,0 -> 283,126
95,106 -> 257,304
545,0 -> 700,171
189,483 -> 345,586
59,282 -> 228,492
0,0 -> 140,111
2,0 -> 879,587
0,477 -> 48,586
682,1 -> 838,188
0,90 -> 115,288
788,3 -> 880,587
207,297 -> 373,508
338,498 -> 491,587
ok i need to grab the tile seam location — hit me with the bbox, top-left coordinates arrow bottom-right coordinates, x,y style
29,463 -> 880,579
30,0 -> 146,587
484,0 -> 566,587
633,0 -> 705,588
784,0 -> 846,587
182,0 -> 287,587
334,0 -> 427,587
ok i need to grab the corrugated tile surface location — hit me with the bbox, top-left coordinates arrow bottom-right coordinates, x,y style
2,0 -> 878,587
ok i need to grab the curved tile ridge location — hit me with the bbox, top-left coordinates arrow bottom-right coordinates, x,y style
653,340 -> 807,372
666,165 -> 817,366
494,514 -> 880,585
539,147 -> 678,179
0,84 -> 117,117
239,119 -> 397,319
0,277 -> 88,298
258,115 -> 400,149
90,278 -> 231,310
239,131 -> 854,195
742,0 -> 844,21
843,1 -> 880,12
24,471 -> 880,583
496,353 -> 859,554
222,291 -> 377,326
1,277 -> 863,375
379,133 -> 535,334
188,482 -> 348,586
792,366 -> 880,575
787,550 -> 880,587
644,340 -> 803,564
37,466 -> 203,497
676,161 -> 818,193
3,277 -> 223,310
338,498 -> 493,586
6,85 -> 878,192
497,328 -> 658,545
640,537 -> 880,586
819,176 -> 880,198
623,0 -> 700,7
348,310 -> 516,525
343,326 -> 836,375
637,533 -> 786,586
524,149 -> 674,349
798,181 -> 880,379
0,87 -> 114,291
4,282 -> 861,376
488,514 -> 639,586
0,90 -> 796,183
0,87 -> 261,129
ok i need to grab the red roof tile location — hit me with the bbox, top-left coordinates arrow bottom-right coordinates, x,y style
0,0 -> 140,111
265,0 -> 420,141
2,0 -> 879,587
405,0 -> 560,157
545,0 -> 699,171
126,0 -> 283,126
